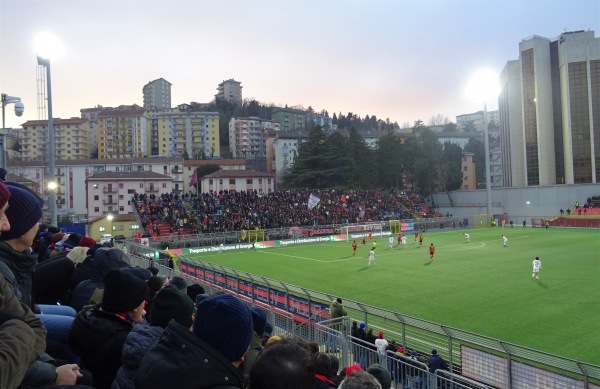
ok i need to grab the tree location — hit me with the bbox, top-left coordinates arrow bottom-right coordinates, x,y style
197,164 -> 220,178
282,125 -> 329,188
443,122 -> 457,132
463,121 -> 477,133
413,128 -> 442,196
428,114 -> 449,126
182,150 -> 190,160
439,142 -> 463,192
346,127 -> 375,188
464,137 -> 485,186
375,132 -> 403,188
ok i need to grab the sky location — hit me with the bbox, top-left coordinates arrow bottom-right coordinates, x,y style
1,0 -> 599,129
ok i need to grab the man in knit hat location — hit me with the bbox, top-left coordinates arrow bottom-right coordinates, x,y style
0,183 -> 77,346
113,283 -> 195,388
137,293 -> 253,389
69,268 -> 148,389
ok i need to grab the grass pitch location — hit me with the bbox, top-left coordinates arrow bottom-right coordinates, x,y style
188,227 -> 600,365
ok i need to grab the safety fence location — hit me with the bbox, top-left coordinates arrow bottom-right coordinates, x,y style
125,246 -> 600,389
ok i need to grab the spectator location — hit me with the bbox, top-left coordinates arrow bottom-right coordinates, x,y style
374,331 -> 388,365
328,297 -> 347,352
427,349 -> 448,373
137,293 -> 253,389
243,306 -> 267,374
112,283 -> 195,389
314,352 -> 337,389
250,337 -> 315,389
340,370 -> 382,389
366,363 -> 392,389
69,269 -> 148,389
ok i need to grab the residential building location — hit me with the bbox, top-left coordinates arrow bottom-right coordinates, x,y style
97,105 -> 149,159
151,105 -> 220,158
437,132 -> 480,150
456,110 -> 500,131
267,131 -> 308,187
229,117 -> 280,159
461,152 -> 476,190
86,171 -> 173,218
305,111 -> 333,130
271,107 -> 306,132
184,159 -> 247,193
200,169 -> 274,194
499,30 -> 600,186
143,78 -> 172,109
19,118 -> 91,161
8,157 -> 184,222
80,106 -> 104,156
216,79 -> 242,105
87,214 -> 141,242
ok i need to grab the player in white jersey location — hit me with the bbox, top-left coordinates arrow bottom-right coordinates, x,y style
464,233 -> 470,243
502,235 -> 508,247
369,249 -> 376,266
389,236 -> 394,249
219,243 -> 224,254
532,257 -> 542,279
401,236 -> 407,247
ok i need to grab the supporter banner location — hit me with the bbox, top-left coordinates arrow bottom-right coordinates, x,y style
253,284 -> 269,304
288,227 -> 309,238
238,280 -> 252,299
214,271 -> 226,287
401,222 -> 412,232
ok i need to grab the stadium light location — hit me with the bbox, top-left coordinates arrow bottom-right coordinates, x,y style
466,69 -> 500,216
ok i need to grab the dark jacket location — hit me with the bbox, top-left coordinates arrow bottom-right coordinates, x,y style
68,307 -> 136,389
0,274 -> 47,389
0,241 -> 37,309
427,354 -> 448,373
314,375 -> 337,389
137,320 -> 246,389
70,248 -> 129,312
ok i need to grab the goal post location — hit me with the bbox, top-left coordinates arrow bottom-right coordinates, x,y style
343,223 -> 384,241
531,218 -> 545,228
472,214 -> 493,228
389,220 -> 400,234
248,229 -> 265,242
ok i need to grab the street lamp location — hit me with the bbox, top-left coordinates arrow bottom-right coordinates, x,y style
1,93 -> 25,170
467,69 -> 500,216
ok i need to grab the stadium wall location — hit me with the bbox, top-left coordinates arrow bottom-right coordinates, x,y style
432,183 -> 600,219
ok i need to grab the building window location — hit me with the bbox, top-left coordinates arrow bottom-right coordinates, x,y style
246,179 -> 252,184
94,195 -> 99,200
162,183 -> 167,188
229,179 -> 235,185
99,226 -> 105,232
139,183 -> 143,188
219,179 -> 223,185
94,207 -> 99,212
119,206 -> 124,211
130,224 -> 139,230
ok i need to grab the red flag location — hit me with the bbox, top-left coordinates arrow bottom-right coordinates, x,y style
341,195 -> 347,203
189,170 -> 198,186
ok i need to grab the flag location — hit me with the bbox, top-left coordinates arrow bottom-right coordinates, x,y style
189,169 -> 198,186
340,195 -> 347,203
359,210 -> 365,218
308,194 -> 321,210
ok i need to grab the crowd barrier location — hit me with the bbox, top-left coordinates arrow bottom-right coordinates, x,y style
125,241 -> 600,389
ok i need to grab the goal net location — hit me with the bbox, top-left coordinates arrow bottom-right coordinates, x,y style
531,218 -> 545,228
248,229 -> 265,242
389,220 -> 400,234
472,214 -> 493,228
343,223 -> 383,241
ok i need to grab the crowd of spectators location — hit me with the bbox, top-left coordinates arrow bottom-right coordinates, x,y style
134,189 -> 435,235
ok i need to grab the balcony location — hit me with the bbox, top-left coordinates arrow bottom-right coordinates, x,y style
103,187 -> 117,193
103,199 -> 118,205
145,186 -> 159,193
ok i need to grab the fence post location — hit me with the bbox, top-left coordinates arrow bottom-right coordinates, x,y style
440,326 -> 454,374
500,341 -> 513,389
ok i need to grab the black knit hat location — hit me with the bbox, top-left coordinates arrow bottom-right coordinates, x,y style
250,306 -> 267,336
367,363 -> 392,389
193,294 -> 253,362
150,284 -> 195,329
102,269 -> 148,314
169,276 -> 187,292
0,184 -> 43,241
0,181 -> 9,210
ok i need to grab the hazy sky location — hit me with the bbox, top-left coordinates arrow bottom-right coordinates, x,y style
1,0 -> 599,129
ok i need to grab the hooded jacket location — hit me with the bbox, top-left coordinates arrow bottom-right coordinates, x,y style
0,241 -> 37,309
137,320 -> 246,389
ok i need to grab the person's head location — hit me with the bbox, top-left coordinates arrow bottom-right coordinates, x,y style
431,349 -> 438,355
314,352 -> 332,379
378,331 -> 384,339
360,322 -> 365,329
102,269 -> 148,322
0,183 -> 44,250
366,363 -> 392,389
329,354 -> 340,376
341,370 -> 382,389
352,320 -> 357,328
535,256 -> 539,260
192,293 -> 253,366
0,181 -> 11,234
250,306 -> 267,336
250,337 -> 315,389
336,298 -> 342,304
169,276 -> 188,292
150,284 -> 195,329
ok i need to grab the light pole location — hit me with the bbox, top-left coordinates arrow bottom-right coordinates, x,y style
37,56 -> 57,226
467,69 -> 499,216
1,93 -> 25,170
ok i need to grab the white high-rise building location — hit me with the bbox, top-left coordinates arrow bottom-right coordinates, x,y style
500,30 -> 600,186
216,79 -> 242,105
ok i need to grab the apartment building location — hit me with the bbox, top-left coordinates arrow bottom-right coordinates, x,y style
216,79 -> 242,105
500,30 -> 600,186
183,159 -> 246,193
143,78 -> 172,109
229,117 -> 280,159
19,118 -> 91,161
266,131 -> 308,187
271,107 -> 306,132
97,106 -> 149,159
200,169 -> 274,194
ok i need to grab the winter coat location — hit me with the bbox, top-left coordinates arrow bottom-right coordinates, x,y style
314,375 -> 337,389
0,274 -> 47,389
137,320 -> 246,389
427,354 -> 448,373
70,248 -> 129,312
0,241 -> 37,309
68,307 -> 136,389
330,300 -> 347,330
111,323 -> 163,389
241,331 -> 263,375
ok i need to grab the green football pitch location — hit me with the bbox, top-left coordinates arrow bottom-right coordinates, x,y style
187,227 -> 600,365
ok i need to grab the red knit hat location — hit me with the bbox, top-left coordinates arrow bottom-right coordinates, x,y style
345,364 -> 362,376
78,236 -> 96,248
